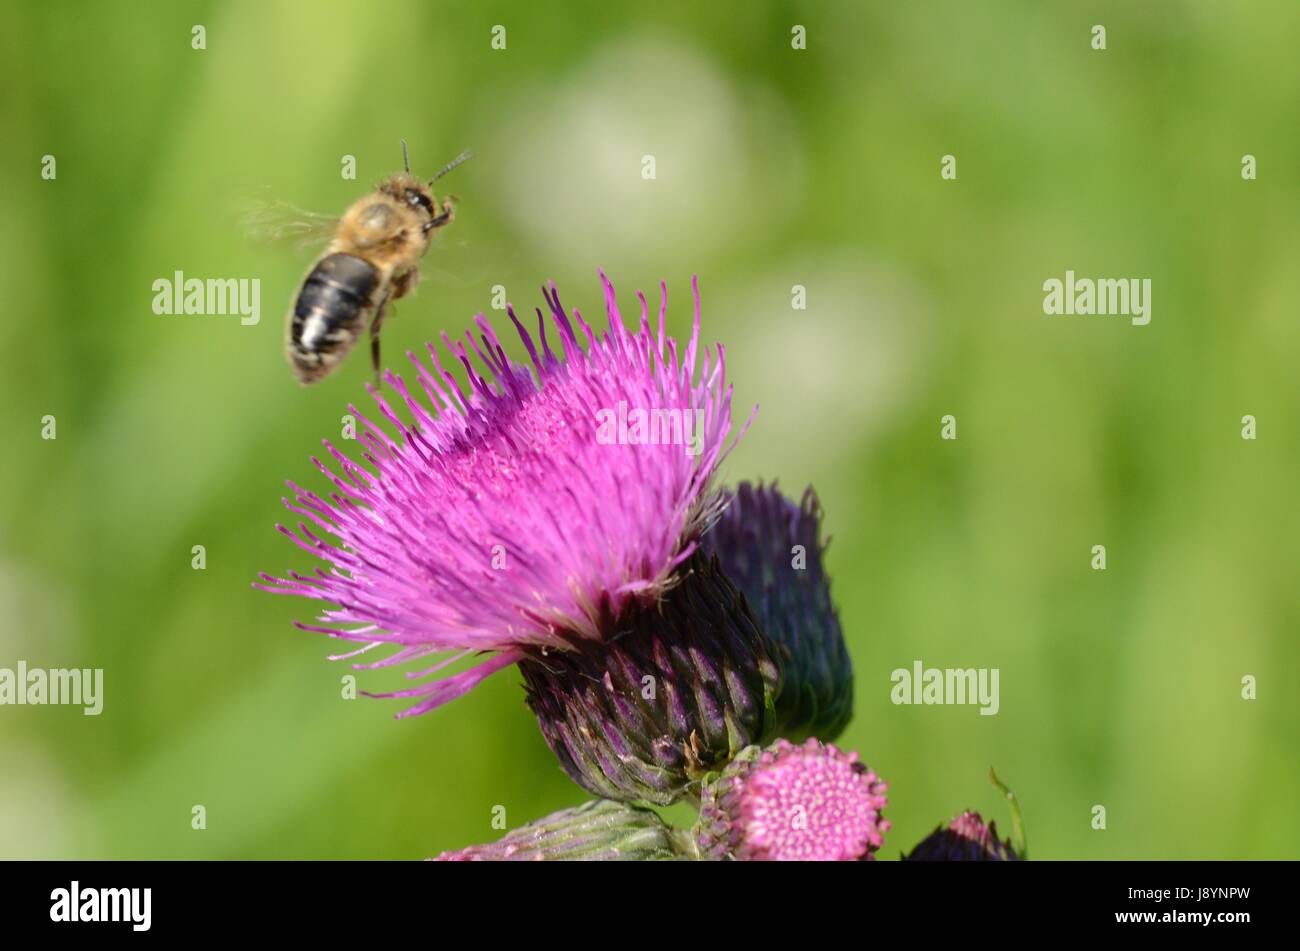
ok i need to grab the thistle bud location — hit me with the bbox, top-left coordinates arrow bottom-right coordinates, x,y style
904,811 -> 1021,861
433,799 -> 696,861
694,738 -> 890,861
703,482 -> 853,741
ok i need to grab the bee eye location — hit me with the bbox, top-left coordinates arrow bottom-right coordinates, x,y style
406,190 -> 433,213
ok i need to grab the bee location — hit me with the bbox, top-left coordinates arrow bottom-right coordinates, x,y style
282,142 -> 470,384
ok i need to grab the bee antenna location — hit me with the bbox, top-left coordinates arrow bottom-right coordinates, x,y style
400,140 -> 411,173
429,150 -> 472,185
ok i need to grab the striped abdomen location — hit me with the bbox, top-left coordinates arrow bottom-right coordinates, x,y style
287,253 -> 380,383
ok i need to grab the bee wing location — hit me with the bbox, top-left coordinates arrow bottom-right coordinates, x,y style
238,190 -> 339,252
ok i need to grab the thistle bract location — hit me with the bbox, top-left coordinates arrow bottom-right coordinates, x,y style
521,550 -> 780,805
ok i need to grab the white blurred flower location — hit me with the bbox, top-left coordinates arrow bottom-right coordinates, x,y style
476,33 -> 803,273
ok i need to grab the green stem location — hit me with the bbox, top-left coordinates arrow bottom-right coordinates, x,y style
989,767 -> 1027,859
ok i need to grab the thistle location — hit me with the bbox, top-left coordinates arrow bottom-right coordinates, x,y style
904,770 -> 1026,861
694,738 -> 890,861
703,482 -> 853,741
903,811 -> 1020,861
520,551 -> 780,804
257,274 -> 777,803
433,799 -> 696,861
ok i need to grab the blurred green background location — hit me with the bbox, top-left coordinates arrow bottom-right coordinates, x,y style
1,0 -> 1296,859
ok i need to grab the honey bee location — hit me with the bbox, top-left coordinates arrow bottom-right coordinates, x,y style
280,142 -> 470,384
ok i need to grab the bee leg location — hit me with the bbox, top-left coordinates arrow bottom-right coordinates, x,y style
422,196 -> 457,233
369,292 -> 392,385
390,267 -> 418,301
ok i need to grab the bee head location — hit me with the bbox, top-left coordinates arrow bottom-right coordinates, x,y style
377,174 -> 437,219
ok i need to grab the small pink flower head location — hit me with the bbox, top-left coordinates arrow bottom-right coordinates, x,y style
256,273 -> 748,718
695,738 -> 890,861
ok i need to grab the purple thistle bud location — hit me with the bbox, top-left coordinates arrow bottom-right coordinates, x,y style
703,482 -> 853,742
433,799 -> 697,861
694,738 -> 890,861
904,810 -> 1021,861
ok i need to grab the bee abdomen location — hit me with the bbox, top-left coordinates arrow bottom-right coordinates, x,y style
288,253 -> 380,383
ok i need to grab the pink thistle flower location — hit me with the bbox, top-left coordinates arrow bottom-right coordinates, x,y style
694,738 -> 891,861
256,273 -> 750,722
